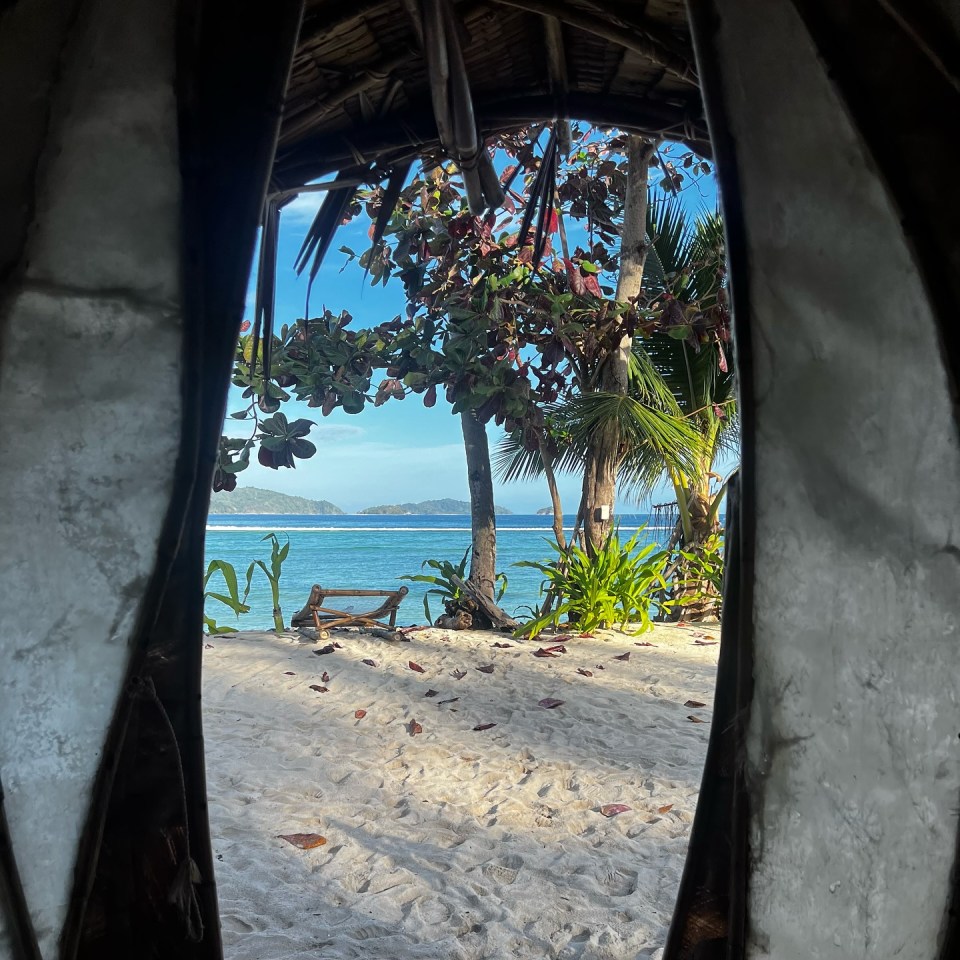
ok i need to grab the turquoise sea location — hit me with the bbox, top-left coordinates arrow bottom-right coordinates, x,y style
204,514 -> 670,630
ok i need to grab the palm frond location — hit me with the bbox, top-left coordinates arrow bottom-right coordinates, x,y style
294,167 -> 369,315
563,392 -> 703,481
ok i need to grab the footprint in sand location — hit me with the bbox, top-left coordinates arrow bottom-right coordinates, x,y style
481,853 -> 523,885
598,867 -> 639,897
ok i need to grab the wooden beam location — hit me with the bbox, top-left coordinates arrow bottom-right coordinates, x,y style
489,0 -> 698,82
274,90 -> 709,186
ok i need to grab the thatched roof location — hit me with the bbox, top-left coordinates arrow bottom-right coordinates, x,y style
271,0 -> 708,189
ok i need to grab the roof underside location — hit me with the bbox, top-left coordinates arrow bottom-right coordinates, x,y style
272,0 -> 707,189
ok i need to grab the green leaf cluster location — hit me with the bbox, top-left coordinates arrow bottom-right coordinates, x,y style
516,528 -> 669,639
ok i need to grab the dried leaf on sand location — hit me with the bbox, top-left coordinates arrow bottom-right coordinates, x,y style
600,804 -> 631,817
278,833 -> 327,849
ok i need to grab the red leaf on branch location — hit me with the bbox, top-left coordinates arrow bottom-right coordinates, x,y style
583,273 -> 602,297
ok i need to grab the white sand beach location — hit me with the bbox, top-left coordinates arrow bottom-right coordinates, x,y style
202,623 -> 720,960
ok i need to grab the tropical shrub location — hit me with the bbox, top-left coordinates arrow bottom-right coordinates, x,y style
202,533 -> 291,634
252,533 -> 291,632
516,528 -> 669,638
202,559 -> 251,635
402,547 -> 508,622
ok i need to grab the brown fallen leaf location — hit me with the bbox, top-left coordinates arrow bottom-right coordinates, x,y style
538,698 -> 565,709
613,652 -> 631,661
278,833 -> 327,850
549,634 -> 573,642
424,689 -> 439,698
676,620 -> 688,627
634,642 -> 656,647
684,699 -> 707,708
600,804 -> 631,817
401,625 -> 428,633
577,668 -> 594,678
658,804 -> 674,814
687,715 -> 707,723
534,648 -> 558,658
438,697 -> 459,705
354,709 -> 367,719
333,642 -> 343,648
473,722 -> 497,731
492,642 -> 512,649
309,685 -> 329,693
408,661 -> 426,673
313,644 -> 335,656
476,664 -> 495,674
595,664 -> 605,670
203,644 -> 214,649
451,669 -> 467,680
362,658 -> 378,667
544,644 -> 567,654
408,719 -> 423,736
283,671 -> 296,676
578,632 -> 595,638
321,672 -> 330,683
692,640 -> 718,646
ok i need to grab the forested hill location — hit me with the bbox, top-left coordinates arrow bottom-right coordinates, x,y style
209,487 -> 344,515
360,499 -> 513,515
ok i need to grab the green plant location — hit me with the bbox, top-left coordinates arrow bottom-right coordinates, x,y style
663,533 -> 725,619
203,559 -> 251,635
401,547 -> 508,623
251,533 -> 291,631
516,528 -> 669,639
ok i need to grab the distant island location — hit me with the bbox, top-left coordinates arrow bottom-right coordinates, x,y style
209,487 -> 344,515
536,507 -> 556,515
360,498 -> 513,515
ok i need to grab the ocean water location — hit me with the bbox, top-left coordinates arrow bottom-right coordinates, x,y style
204,514 -> 671,630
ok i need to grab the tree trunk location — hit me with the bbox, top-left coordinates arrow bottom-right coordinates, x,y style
580,136 -> 659,553
460,409 -> 497,601
538,437 -> 566,550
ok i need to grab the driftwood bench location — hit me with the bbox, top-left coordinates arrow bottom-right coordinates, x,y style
291,584 -> 409,640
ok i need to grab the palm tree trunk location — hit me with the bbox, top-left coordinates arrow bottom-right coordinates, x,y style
581,135 -> 658,553
460,409 -> 497,601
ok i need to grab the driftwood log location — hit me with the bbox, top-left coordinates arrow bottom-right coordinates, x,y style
449,575 -> 519,631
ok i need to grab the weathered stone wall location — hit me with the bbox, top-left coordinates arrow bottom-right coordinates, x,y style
0,0 -> 182,955
700,1 -> 960,957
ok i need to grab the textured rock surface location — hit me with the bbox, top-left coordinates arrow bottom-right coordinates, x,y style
0,0 -> 181,954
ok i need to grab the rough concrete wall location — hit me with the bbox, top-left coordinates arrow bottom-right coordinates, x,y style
706,1 -> 960,957
0,0 -> 182,955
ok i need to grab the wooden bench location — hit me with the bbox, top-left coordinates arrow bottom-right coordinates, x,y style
291,584 -> 409,640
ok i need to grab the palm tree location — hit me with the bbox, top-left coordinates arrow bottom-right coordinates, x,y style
495,196 -> 737,617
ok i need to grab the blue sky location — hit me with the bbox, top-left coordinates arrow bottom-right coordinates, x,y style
225,150 -> 732,514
